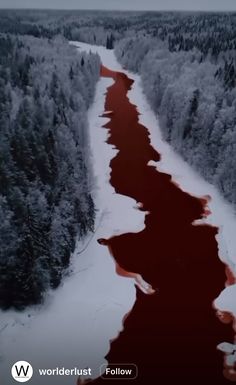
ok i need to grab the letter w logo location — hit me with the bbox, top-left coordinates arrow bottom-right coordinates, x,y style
11,361 -> 33,382
15,364 -> 29,377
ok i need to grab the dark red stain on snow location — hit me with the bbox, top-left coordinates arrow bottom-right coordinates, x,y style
226,266 -> 236,286
92,65 -> 236,385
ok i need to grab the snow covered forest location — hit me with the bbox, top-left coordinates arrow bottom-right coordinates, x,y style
115,13 -> 236,206
1,9 -> 236,309
1,10 -> 236,205
0,30 -> 100,309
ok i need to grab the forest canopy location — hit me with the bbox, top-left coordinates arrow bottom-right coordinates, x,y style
0,31 -> 100,309
114,13 -> 236,206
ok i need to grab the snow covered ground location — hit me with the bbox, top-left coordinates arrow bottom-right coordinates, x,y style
0,48 -> 145,384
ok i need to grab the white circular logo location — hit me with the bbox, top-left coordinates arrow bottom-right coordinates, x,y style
11,361 -> 33,382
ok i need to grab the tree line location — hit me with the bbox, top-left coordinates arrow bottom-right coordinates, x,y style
0,33 -> 100,309
115,13 -> 236,206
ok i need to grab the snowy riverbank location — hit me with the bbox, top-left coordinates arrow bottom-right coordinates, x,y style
0,47 -> 145,385
74,41 -> 236,370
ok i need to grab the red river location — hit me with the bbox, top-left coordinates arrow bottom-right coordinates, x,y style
89,66 -> 236,385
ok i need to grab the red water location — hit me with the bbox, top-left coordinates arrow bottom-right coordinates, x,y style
91,66 -> 235,385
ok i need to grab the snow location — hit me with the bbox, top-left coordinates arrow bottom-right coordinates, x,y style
0,48 -> 145,384
215,285 -> 236,315
71,42 -> 124,72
